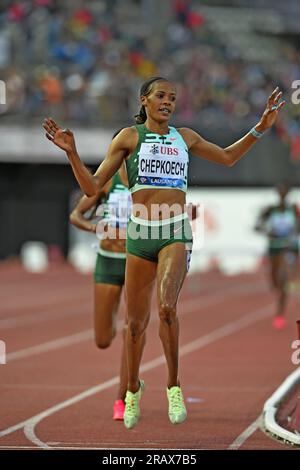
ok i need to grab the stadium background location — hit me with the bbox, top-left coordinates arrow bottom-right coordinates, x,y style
0,0 -> 300,268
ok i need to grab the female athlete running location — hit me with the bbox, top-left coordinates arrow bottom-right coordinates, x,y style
43,76 -> 284,428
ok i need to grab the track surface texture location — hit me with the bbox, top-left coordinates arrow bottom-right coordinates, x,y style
0,260 -> 299,450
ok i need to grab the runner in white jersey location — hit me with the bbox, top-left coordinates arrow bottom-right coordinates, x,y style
43,76 -> 285,429
255,181 -> 300,329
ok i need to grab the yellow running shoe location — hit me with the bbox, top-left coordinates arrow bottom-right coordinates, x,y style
124,380 -> 145,429
167,386 -> 187,424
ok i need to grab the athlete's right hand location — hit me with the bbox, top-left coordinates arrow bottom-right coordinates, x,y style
43,117 -> 77,154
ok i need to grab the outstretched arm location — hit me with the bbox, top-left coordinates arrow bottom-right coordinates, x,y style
179,87 -> 285,167
43,119 -> 137,196
43,118 -> 98,196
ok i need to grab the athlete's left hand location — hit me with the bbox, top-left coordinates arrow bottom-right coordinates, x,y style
256,87 -> 285,132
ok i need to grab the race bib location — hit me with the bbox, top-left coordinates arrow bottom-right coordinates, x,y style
138,143 -> 188,188
106,191 -> 132,227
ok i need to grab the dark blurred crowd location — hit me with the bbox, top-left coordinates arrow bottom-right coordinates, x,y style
0,0 -> 300,141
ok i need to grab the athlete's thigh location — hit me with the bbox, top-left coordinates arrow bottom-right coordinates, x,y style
94,283 -> 123,335
270,253 -> 281,274
284,250 -> 298,279
271,251 -> 289,283
157,242 -> 189,307
125,254 -> 157,321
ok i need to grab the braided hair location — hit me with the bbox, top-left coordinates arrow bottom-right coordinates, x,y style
134,76 -> 168,124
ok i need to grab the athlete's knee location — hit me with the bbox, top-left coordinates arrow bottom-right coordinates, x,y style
128,318 -> 147,340
158,303 -> 177,326
94,332 -> 114,349
271,269 -> 281,287
272,276 -> 280,289
95,339 -> 111,349
275,270 -> 287,287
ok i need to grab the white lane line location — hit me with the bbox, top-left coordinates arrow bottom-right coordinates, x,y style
0,301 -> 90,329
1,384 -> 93,390
0,274 -> 228,323
22,302 -> 274,449
5,281 -> 259,363
227,416 -> 261,449
0,286 -> 91,315
1,285 -> 245,436
0,378 -> 120,440
6,330 -> 93,362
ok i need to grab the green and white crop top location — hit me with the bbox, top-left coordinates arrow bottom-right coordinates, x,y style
264,206 -> 299,250
126,124 -> 189,193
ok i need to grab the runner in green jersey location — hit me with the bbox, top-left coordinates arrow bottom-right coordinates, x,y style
255,181 -> 300,329
43,76 -> 284,429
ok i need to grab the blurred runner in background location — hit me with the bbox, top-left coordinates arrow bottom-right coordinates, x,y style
255,182 -> 300,329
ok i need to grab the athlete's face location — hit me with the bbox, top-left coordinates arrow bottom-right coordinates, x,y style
141,81 -> 176,123
277,184 -> 289,201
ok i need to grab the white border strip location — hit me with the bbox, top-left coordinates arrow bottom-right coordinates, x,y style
263,367 -> 300,446
130,212 -> 188,227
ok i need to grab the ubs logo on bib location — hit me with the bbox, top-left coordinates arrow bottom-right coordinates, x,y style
150,144 -> 179,156
160,147 -> 179,156
150,144 -> 159,155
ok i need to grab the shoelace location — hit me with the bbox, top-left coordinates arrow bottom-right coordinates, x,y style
125,397 -> 138,415
169,390 -> 183,411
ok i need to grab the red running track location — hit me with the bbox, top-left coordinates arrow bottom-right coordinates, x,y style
0,260 -> 299,450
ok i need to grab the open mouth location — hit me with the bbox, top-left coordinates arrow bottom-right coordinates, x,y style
158,107 -> 170,116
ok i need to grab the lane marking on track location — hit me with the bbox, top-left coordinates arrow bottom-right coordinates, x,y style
0,302 -> 273,448
0,301 -> 90,329
0,286 -> 91,316
6,330 -> 93,362
24,304 -> 274,449
228,295 -> 300,450
227,416 -> 261,449
5,281 -> 262,362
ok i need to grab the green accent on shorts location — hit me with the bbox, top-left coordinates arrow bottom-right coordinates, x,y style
126,213 -> 193,263
268,245 -> 299,256
268,237 -> 299,256
93,251 -> 126,285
